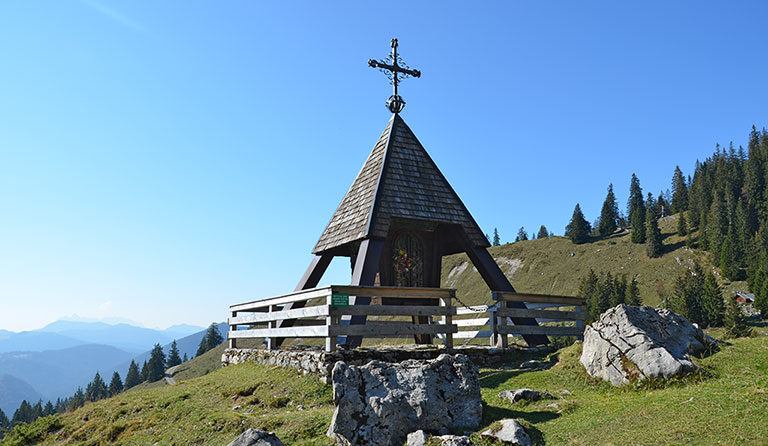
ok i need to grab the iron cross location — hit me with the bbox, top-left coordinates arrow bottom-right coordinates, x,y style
368,38 -> 421,113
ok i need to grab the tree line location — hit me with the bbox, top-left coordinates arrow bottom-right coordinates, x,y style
488,225 -> 554,246
1,323 -> 224,434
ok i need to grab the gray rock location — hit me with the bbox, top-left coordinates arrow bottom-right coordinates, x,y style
228,429 -> 284,446
406,430 -> 429,446
498,388 -> 547,403
481,419 -> 531,446
433,435 -> 472,446
580,304 -> 717,386
327,354 -> 482,446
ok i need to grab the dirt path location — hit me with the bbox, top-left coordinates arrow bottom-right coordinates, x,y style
164,364 -> 181,385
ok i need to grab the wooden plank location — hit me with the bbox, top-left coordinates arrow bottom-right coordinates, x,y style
329,305 -> 454,317
228,326 -> 329,338
454,318 -> 490,327
230,305 -> 330,324
497,308 -> 588,321
454,330 -> 492,338
498,325 -> 584,337
456,305 -> 493,315
330,324 -> 457,337
493,292 -> 586,306
332,286 -> 454,299
230,286 -> 332,312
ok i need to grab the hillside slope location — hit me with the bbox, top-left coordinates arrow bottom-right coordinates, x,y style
443,214 -> 747,307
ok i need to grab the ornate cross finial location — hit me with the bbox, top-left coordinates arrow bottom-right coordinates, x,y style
368,38 -> 421,114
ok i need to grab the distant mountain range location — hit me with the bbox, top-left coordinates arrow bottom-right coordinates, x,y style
0,319 -> 220,418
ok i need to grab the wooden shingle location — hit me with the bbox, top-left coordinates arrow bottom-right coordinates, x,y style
313,114 -> 489,254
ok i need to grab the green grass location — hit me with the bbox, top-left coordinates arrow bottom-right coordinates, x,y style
4,330 -> 767,445
1,363 -> 334,446
443,214 -> 748,308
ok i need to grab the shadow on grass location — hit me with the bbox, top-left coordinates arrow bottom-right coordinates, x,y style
478,369 -> 527,388
481,402 -> 559,432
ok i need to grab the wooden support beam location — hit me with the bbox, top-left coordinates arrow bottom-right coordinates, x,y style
448,224 -> 547,346
271,253 -> 333,349
338,239 -> 384,348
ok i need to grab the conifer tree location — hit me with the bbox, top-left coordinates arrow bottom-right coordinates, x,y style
645,193 -> 663,258
719,229 -> 739,281
630,207 -> 646,243
677,212 -> 688,236
0,407 -> 8,429
537,225 -> 549,239
11,400 -> 36,426
167,340 -> 182,368
625,277 -> 641,306
69,387 -> 85,411
124,360 -> 141,390
598,184 -> 619,237
671,262 -> 705,325
147,344 -> 166,382
701,272 -> 725,327
515,227 -> 528,242
565,204 -> 591,244
671,166 -> 689,213
492,228 -> 500,246
85,372 -> 108,402
182,353 -> 188,363
43,401 -> 54,417
579,269 -> 600,322
109,372 -> 123,396
724,297 -> 751,338
140,361 -> 149,382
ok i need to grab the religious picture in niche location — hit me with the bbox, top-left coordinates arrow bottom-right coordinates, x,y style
392,232 -> 424,287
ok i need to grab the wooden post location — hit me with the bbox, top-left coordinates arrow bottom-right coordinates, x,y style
229,310 -> 237,349
576,305 -> 585,341
489,304 -> 497,347
441,292 -> 454,349
326,295 -> 337,352
492,292 -> 509,349
267,305 -> 276,351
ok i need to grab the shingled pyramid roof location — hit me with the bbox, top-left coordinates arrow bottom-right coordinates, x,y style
313,114 -> 489,254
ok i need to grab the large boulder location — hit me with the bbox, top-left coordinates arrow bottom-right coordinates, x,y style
580,304 -> 717,385
327,354 -> 482,446
228,429 -> 284,446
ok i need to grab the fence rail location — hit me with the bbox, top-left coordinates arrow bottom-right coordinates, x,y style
228,287 -> 586,352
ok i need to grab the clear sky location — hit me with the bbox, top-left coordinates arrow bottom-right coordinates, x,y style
2,1 -> 767,332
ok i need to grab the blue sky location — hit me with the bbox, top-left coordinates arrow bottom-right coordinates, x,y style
1,1 -> 767,331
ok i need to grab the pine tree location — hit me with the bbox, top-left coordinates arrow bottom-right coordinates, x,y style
43,400 -> 54,417
182,353 -> 188,363
11,400 -> 36,426
720,229 -> 739,281
598,184 -> 619,237
537,225 -> 549,239
140,361 -> 149,382
627,173 -> 646,243
147,343 -> 166,382
109,372 -> 123,396
724,297 -> 752,338
671,262 -> 705,325
69,388 -> 85,411
205,323 -> 224,351
85,372 -> 108,402
124,360 -> 141,390
677,212 -> 688,236
579,269 -> 600,322
0,407 -> 9,429
492,228 -> 500,246
671,166 -> 689,213
515,227 -> 528,242
700,272 -> 725,327
645,193 -> 663,258
167,340 -> 182,368
565,203 -> 591,244
630,206 -> 646,244
625,277 -> 641,306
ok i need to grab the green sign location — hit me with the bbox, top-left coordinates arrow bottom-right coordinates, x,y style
331,293 -> 349,307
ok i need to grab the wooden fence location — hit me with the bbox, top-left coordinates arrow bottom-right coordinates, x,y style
228,287 -> 586,352
491,291 -> 587,348
228,286 -> 457,352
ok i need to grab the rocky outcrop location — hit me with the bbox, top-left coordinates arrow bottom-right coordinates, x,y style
406,431 -> 472,446
228,429 -> 284,446
480,419 -> 532,446
580,304 -> 717,385
327,354 -> 482,446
